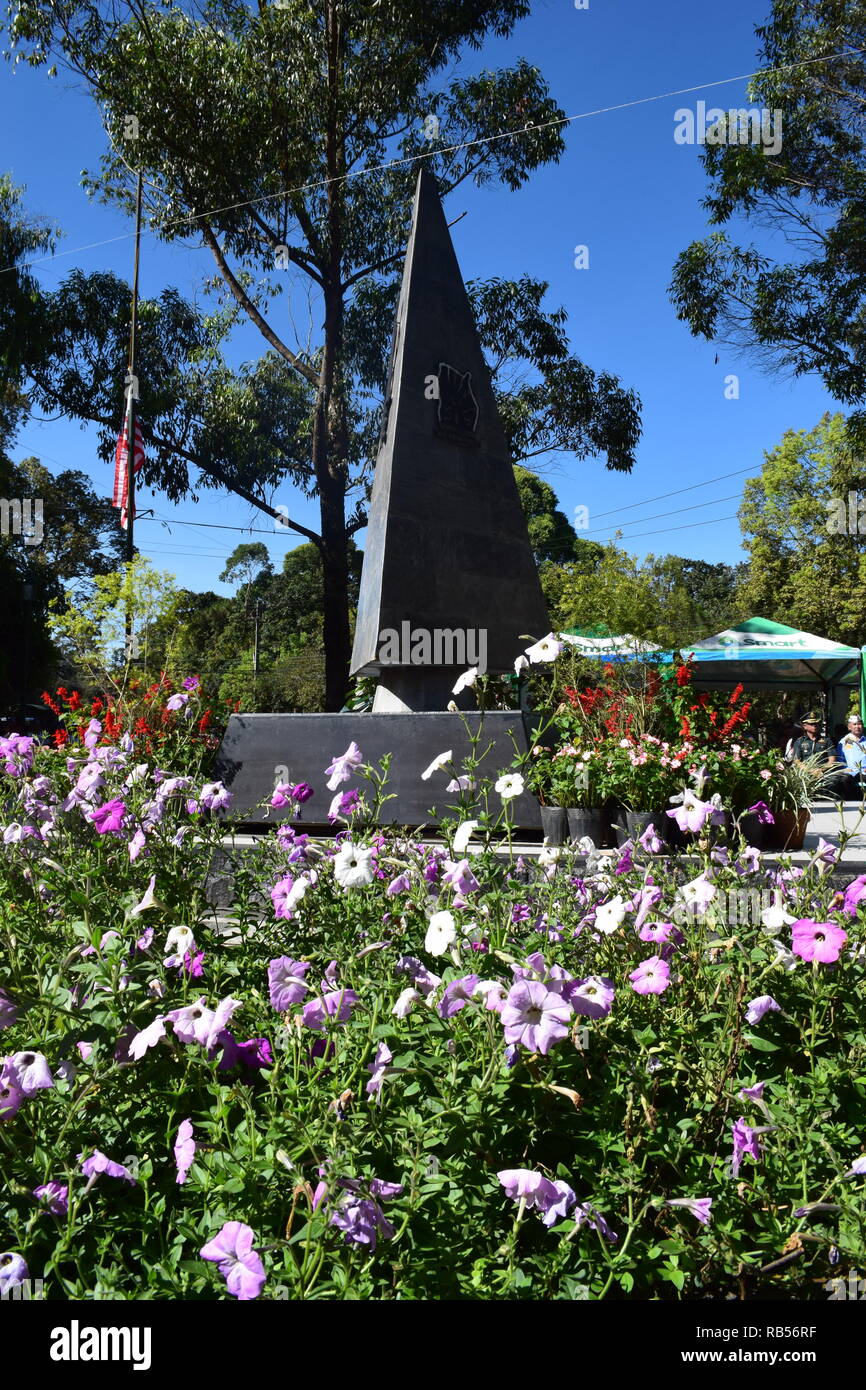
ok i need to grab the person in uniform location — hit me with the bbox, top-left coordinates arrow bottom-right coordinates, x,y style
837,713 -> 866,796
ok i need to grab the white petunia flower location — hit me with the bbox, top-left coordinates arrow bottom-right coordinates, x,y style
594,895 -> 628,935
392,987 -> 421,1018
333,842 -> 376,889
514,655 -> 529,675
452,819 -> 479,855
421,750 -> 453,781
495,773 -> 525,800
760,891 -> 797,936
524,633 -> 564,664
452,667 -> 479,695
164,925 -> 196,966
425,910 -> 457,957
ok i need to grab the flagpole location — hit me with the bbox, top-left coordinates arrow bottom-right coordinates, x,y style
126,170 -> 142,567
123,171 -> 143,657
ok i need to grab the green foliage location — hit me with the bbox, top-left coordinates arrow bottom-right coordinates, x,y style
736,412 -> 866,647
669,0 -> 866,408
47,556 -> 181,692
1,723 -> 865,1299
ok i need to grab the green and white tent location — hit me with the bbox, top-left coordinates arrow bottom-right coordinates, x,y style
684,617 -> 864,695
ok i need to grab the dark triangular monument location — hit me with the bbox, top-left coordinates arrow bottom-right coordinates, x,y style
213,167 -> 545,832
352,167 -> 548,710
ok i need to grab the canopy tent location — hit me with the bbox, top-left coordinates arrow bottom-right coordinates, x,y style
560,626 -> 664,660
683,618 -> 863,694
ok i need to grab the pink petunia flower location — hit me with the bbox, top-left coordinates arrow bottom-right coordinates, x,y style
200,1221 -> 266,1300
629,956 -> 671,996
174,1119 -> 196,1184
791,919 -> 848,964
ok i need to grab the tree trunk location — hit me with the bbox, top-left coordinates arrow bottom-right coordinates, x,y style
320,469 -> 350,710
315,0 -> 350,712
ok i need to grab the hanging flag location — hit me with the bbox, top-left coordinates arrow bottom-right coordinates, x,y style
112,415 -> 144,530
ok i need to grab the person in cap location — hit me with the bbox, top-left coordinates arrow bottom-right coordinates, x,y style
791,712 -> 852,798
790,713 -> 833,762
837,712 -> 866,795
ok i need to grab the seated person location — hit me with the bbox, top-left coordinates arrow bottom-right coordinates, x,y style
791,712 -> 852,797
837,713 -> 866,795
790,713 -> 832,761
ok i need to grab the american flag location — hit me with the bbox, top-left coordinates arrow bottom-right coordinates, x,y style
112,415 -> 144,530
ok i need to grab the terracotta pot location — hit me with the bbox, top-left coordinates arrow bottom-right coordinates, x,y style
539,805 -> 567,846
768,807 -> 811,851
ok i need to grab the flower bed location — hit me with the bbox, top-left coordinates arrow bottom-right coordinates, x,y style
1,702 -> 866,1300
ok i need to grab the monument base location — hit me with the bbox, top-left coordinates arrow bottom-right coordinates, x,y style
213,711 -> 541,831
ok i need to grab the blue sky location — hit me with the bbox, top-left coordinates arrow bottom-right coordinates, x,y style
2,0 -> 840,598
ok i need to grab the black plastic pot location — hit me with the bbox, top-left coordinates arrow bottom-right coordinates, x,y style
566,807 -> 607,846
539,805 -> 568,846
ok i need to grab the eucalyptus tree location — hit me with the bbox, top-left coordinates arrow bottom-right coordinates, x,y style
6,0 -> 641,706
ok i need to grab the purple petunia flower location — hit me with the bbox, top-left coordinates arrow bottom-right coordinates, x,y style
0,990 -> 19,1030
568,975 -> 615,1020
199,781 -> 232,812
441,858 -> 480,896
791,919 -> 848,964
387,873 -> 411,896
0,1251 -> 29,1295
665,1197 -> 712,1224
731,1118 -> 762,1178
437,974 -> 479,1020
174,1119 -> 195,1184
80,1150 -> 138,1183
501,980 -> 572,1056
638,822 -> 664,854
497,1169 -> 578,1228
324,742 -> 363,791
842,875 -> 866,918
745,995 -> 780,1025
302,988 -> 359,1031
2,1051 -> 53,1095
629,956 -> 671,996
739,1081 -> 765,1102
267,956 -> 311,1012
366,1042 -> 396,1099
88,798 -> 127,835
128,1016 -> 167,1060
573,1203 -> 618,1242
0,1072 -> 25,1120
291,782 -> 314,804
182,676 -> 200,691
216,1033 -> 273,1072
747,800 -> 774,825
328,788 -> 360,823
200,1222 -> 266,1300
329,1195 -> 395,1249
33,1181 -> 69,1215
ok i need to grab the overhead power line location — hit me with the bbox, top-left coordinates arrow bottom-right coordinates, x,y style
587,467 -> 754,521
584,491 -> 743,535
4,46 -> 864,276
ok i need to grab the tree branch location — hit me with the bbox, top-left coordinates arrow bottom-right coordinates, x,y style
199,219 -> 320,387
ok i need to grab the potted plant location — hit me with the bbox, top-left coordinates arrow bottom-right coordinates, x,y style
549,744 -> 608,845
764,752 -> 834,849
594,735 -> 688,848
525,743 -> 568,845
